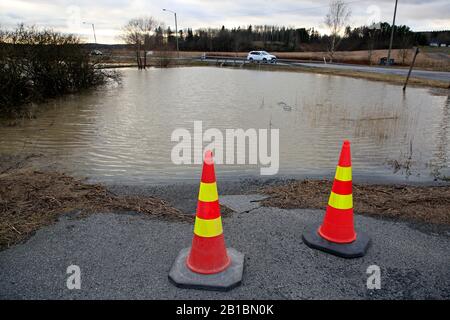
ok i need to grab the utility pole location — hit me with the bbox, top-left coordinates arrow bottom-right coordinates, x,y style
92,23 -> 97,44
83,22 -> 97,44
163,8 -> 179,58
387,0 -> 398,66
174,12 -> 179,57
403,47 -> 419,91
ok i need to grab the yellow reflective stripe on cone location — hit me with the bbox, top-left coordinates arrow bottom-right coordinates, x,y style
194,217 -> 223,238
334,166 -> 352,182
328,192 -> 353,210
198,182 -> 219,202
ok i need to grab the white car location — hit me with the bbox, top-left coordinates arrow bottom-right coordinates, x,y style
90,50 -> 103,56
247,51 -> 277,63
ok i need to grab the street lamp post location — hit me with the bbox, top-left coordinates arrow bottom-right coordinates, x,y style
387,0 -> 398,66
163,8 -> 179,58
83,22 -> 97,44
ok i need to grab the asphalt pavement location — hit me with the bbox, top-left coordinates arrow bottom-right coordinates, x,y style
294,62 -> 450,82
200,56 -> 450,82
1,194 -> 449,299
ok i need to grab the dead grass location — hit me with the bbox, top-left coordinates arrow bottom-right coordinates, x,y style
0,168 -> 190,250
261,180 -> 450,225
206,48 -> 450,71
305,66 -> 450,89
104,48 -> 450,71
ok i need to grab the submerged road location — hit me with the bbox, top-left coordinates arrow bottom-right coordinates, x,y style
1,194 -> 449,299
200,56 -> 450,83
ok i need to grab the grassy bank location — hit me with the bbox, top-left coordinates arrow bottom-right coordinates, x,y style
205,48 -> 450,71
1,154 -> 449,250
261,180 -> 450,225
0,163 -> 190,250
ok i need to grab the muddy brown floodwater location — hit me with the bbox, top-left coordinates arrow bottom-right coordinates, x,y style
0,67 -> 449,183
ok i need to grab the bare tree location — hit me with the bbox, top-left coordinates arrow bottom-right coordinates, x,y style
120,17 -> 158,69
399,35 -> 413,65
120,19 -> 143,69
325,0 -> 351,62
141,18 -> 159,69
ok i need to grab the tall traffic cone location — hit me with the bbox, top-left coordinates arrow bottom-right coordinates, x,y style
302,140 -> 370,258
169,150 -> 244,291
187,150 -> 231,274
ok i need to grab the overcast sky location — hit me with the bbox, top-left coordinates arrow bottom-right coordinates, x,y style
1,0 -> 449,44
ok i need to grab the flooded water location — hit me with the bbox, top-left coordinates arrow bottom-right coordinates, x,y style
0,67 -> 449,183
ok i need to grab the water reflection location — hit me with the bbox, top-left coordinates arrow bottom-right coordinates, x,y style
430,95 -> 450,179
0,67 -> 448,183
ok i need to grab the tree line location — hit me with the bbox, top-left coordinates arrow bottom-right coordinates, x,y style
122,18 -> 427,67
135,22 -> 426,53
120,1 -> 433,67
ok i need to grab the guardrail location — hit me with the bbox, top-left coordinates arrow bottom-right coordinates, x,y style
199,56 -> 324,65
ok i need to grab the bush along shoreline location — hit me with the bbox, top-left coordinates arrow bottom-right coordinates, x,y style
0,24 -> 121,117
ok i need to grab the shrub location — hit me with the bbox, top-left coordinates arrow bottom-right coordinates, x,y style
0,24 -> 120,117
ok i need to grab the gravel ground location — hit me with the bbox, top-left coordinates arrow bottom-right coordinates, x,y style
0,195 -> 449,300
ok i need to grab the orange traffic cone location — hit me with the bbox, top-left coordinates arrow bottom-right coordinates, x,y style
187,150 -> 231,274
169,150 -> 244,291
303,140 -> 370,258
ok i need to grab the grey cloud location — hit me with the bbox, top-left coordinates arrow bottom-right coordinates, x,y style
0,0 -> 448,43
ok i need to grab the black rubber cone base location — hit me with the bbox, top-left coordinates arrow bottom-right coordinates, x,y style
303,225 -> 370,259
168,247 -> 244,291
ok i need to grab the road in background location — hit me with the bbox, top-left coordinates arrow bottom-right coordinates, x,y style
200,56 -> 450,83
294,62 -> 450,82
